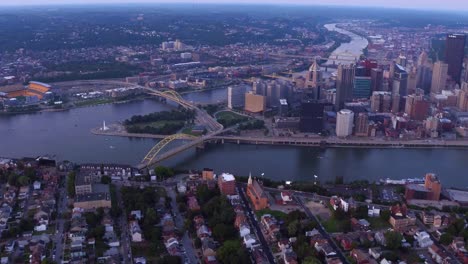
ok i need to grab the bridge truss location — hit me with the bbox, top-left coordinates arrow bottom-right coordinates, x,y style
141,133 -> 197,166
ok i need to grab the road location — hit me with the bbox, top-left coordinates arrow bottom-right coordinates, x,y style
114,184 -> 133,264
54,181 -> 68,263
237,186 -> 276,264
294,196 -> 350,264
166,187 -> 199,264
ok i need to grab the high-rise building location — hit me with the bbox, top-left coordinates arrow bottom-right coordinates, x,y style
335,64 -> 355,110
354,113 -> 369,137
371,68 -> 383,92
392,94 -> 401,113
445,34 -> 466,84
407,68 -> 417,95
306,59 -> 323,89
458,82 -> 468,111
431,61 -> 448,94
227,85 -> 247,109
299,100 -> 325,133
392,64 -> 408,96
396,54 -> 407,67
371,91 -> 392,113
417,51 -> 428,67
405,95 -> 430,121
244,92 -> 266,113
353,76 -> 372,99
336,109 -> 354,137
417,64 -> 433,94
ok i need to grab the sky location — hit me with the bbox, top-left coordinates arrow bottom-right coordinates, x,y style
0,0 -> 467,11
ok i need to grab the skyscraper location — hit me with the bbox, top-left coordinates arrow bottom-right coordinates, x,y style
392,64 -> 408,96
417,51 -> 428,67
431,61 -> 448,94
353,76 -> 372,99
417,64 -> 433,94
458,82 -> 468,111
335,64 -> 355,110
371,68 -> 383,92
354,113 -> 369,137
336,109 -> 354,137
299,100 -> 325,133
306,59 -> 323,90
445,34 -> 466,84
227,85 -> 247,109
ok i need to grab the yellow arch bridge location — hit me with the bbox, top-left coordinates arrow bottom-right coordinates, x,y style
141,133 -> 198,167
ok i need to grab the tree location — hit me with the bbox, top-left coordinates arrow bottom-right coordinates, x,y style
155,166 -> 175,180
101,175 -> 111,184
17,175 -> 30,186
160,256 -> 181,264
440,233 -> 454,246
213,224 -> 236,242
217,240 -> 251,264
67,171 -> 76,198
384,231 -> 403,250
287,220 -> 299,237
380,209 -> 391,221
144,208 -> 159,227
303,256 -> 321,264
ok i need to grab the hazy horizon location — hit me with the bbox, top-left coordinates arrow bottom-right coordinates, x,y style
1,0 -> 468,12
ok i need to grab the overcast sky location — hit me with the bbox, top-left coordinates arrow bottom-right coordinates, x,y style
0,0 -> 467,11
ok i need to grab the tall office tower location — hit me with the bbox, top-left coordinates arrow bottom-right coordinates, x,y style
355,66 -> 367,77
371,68 -> 383,92
299,100 -> 325,133
306,59 -> 323,89
458,82 -> 468,111
353,76 -> 372,99
370,92 -> 382,112
336,109 -> 354,137
396,54 -> 407,67
392,94 -> 401,113
407,70 -> 417,95
371,91 -> 392,113
417,51 -> 428,67
417,64 -> 433,94
359,59 -> 378,76
253,80 -> 267,95
335,64 -> 355,110
227,85 -> 247,109
445,34 -> 466,84
431,61 -> 448,94
266,82 -> 280,108
354,112 -> 369,137
244,92 -> 266,113
405,95 -> 429,120
392,64 -> 408,96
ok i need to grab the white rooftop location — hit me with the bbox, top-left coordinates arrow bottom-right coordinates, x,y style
220,173 -> 235,182
446,189 -> 468,202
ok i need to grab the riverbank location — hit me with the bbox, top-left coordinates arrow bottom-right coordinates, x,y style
91,126 -> 468,149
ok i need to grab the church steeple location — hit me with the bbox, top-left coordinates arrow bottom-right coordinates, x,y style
248,172 -> 252,185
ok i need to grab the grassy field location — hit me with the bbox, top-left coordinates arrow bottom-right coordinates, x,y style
255,208 -> 288,220
322,218 -> 350,233
215,110 -> 248,127
367,217 -> 391,230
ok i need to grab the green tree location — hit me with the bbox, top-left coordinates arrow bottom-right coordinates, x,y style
101,175 -> 111,184
155,166 -> 175,180
288,220 -> 299,237
17,175 -> 30,186
213,223 -> 236,242
380,209 -> 391,221
384,231 -> 403,250
217,240 -> 251,264
440,233 -> 454,246
303,256 -> 321,264
144,208 -> 159,227
67,171 -> 76,198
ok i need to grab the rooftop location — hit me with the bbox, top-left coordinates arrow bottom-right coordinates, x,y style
75,192 -> 109,202
220,173 -> 235,182
446,189 -> 468,203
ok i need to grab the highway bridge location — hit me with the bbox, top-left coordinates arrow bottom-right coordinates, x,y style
70,80 -> 225,169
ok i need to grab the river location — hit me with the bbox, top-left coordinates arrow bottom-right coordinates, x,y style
1,28 -> 467,187
324,23 -> 369,65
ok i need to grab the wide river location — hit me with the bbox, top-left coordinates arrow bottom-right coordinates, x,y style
1,27 -> 467,187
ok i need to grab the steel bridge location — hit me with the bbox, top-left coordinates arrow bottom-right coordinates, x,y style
73,80 -> 224,168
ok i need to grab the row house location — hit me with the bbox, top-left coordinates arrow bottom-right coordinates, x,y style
428,244 -> 453,264
260,214 -> 280,241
